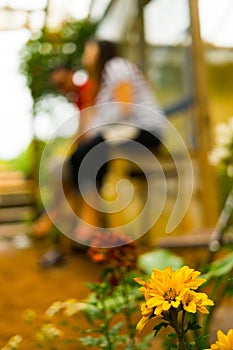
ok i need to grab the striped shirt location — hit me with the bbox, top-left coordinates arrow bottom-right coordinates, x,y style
88,57 -> 165,137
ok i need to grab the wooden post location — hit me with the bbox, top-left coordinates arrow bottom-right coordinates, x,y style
97,0 -> 117,25
137,0 -> 146,72
43,0 -> 51,28
188,0 -> 219,226
29,0 -> 51,216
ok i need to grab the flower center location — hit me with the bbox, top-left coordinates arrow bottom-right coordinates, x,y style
185,293 -> 194,305
164,288 -> 177,302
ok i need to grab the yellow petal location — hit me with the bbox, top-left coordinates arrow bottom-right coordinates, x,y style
227,329 -> 233,348
184,301 -> 196,313
171,299 -> 180,309
216,330 -> 229,349
136,316 -> 150,332
197,306 -> 209,314
134,277 -> 145,286
162,301 -> 172,311
147,298 -> 163,308
154,304 -> 163,316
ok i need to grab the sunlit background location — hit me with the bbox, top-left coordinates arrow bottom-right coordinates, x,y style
1,0 -> 233,159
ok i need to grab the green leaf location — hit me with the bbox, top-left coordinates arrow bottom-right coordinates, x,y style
192,335 -> 209,350
185,320 -> 201,333
137,249 -> 184,274
83,327 -> 104,334
203,252 -> 233,280
109,321 -> 124,335
79,335 -> 104,347
153,321 -> 169,337
225,278 -> 233,297
163,334 -> 179,350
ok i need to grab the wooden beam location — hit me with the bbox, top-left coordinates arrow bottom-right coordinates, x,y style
137,0 -> 146,72
87,0 -> 95,20
97,0 -> 118,25
43,0 -> 52,28
188,0 -> 219,226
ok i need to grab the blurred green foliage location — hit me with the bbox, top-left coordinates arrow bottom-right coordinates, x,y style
0,140 -> 45,176
20,19 -> 97,104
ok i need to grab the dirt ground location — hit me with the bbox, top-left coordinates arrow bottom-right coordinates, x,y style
0,236 -> 103,349
0,235 -> 232,349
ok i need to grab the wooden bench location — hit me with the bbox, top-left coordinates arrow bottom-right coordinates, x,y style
0,171 -> 36,238
157,188 -> 233,251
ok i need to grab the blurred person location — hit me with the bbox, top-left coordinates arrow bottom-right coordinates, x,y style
69,39 -> 165,238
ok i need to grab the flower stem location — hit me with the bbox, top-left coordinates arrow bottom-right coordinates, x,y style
100,296 -> 113,350
170,309 -> 187,350
121,272 -> 136,347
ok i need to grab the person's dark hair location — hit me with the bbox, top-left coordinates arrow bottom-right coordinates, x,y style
88,39 -> 119,80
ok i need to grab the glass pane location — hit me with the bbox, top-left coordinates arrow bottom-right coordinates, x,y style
144,0 -> 191,144
90,0 -> 112,20
144,0 -> 189,45
199,0 -> 233,47
97,0 -> 135,40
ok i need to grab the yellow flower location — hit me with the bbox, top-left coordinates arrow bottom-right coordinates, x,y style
136,266 -> 207,315
135,266 -> 212,332
180,289 -> 214,314
207,329 -> 233,350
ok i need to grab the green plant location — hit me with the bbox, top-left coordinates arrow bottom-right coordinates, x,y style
80,232 -> 152,349
79,278 -> 152,349
134,248 -> 233,350
20,19 -> 97,105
